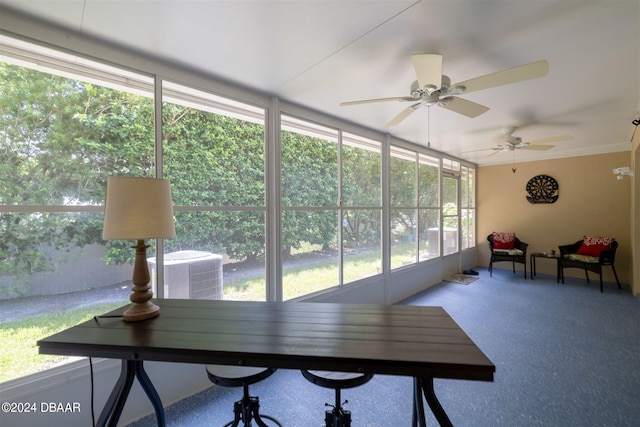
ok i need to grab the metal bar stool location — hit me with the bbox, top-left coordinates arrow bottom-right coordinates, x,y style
301,370 -> 373,427
206,365 -> 283,427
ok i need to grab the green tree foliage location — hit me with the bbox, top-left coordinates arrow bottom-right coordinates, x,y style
1,61 -> 430,294
281,130 -> 338,255
161,105 -> 266,262
0,63 -> 154,290
341,145 -> 381,248
389,154 -> 417,238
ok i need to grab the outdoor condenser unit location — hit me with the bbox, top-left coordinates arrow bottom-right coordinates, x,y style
149,250 -> 223,300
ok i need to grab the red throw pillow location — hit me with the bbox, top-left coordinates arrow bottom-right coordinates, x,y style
493,232 -> 515,249
576,236 -> 615,257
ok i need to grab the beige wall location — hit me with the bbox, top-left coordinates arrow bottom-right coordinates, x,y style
477,151 -> 632,290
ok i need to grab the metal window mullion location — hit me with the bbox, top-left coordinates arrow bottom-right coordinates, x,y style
268,96 -> 282,302
381,135 -> 391,304
456,173 -> 462,270
153,75 -> 166,299
414,152 -> 420,263
437,160 -> 442,256
338,128 -> 344,287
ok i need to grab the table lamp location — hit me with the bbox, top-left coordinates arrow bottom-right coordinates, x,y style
103,176 -> 175,321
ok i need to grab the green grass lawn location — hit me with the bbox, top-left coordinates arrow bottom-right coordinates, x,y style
1,243 -> 418,383
0,301 -> 126,383
223,244 -> 414,300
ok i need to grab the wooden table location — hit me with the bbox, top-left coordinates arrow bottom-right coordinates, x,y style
38,299 -> 495,427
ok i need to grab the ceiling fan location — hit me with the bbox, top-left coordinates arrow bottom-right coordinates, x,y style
466,127 -> 574,157
340,54 -> 548,127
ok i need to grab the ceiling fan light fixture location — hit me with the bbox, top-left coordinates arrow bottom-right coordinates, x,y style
422,93 -> 440,106
424,84 -> 439,95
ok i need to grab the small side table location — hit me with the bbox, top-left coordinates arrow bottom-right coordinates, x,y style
530,253 -> 561,283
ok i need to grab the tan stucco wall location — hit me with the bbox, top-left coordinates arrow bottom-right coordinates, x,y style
477,151 -> 633,290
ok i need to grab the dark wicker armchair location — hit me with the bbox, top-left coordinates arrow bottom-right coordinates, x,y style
558,239 -> 621,292
487,233 -> 528,279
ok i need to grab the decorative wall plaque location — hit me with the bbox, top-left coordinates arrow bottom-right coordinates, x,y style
526,174 -> 559,204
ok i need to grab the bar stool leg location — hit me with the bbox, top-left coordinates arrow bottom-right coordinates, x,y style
324,387 -> 352,427
225,383 -> 277,427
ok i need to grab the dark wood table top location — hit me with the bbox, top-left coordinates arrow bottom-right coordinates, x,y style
38,299 -> 494,382
530,252 -> 560,258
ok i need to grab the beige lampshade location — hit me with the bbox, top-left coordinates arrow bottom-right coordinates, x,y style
103,176 -> 176,240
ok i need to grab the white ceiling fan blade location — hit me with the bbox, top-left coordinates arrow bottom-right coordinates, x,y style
452,60 -> 548,95
340,96 -> 413,106
461,147 -> 494,154
439,96 -> 489,118
411,53 -> 443,89
386,103 -> 421,127
527,134 -> 573,145
523,144 -> 555,151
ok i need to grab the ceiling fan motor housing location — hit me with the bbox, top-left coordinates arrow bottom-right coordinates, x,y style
409,81 -> 442,106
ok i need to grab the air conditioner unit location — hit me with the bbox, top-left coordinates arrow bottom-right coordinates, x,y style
149,250 -> 223,300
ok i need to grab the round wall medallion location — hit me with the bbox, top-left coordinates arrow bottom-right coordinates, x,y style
526,174 -> 558,204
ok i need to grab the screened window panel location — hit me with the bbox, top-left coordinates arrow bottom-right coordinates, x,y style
442,176 -> 459,256
342,209 -> 382,283
1,48 -> 155,382
341,133 -> 381,207
281,115 -> 338,208
390,147 -> 416,208
419,208 -> 440,261
390,208 -> 417,269
162,82 -> 265,208
282,210 -> 339,300
418,154 -> 439,207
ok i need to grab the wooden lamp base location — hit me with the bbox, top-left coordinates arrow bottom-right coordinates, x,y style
123,239 -> 160,322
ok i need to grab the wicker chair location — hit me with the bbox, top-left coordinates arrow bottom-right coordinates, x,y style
558,239 -> 621,293
487,234 -> 528,279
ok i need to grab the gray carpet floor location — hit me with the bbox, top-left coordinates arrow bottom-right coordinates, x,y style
127,268 -> 640,426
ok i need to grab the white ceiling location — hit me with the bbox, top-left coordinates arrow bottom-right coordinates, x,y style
1,0 -> 639,166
